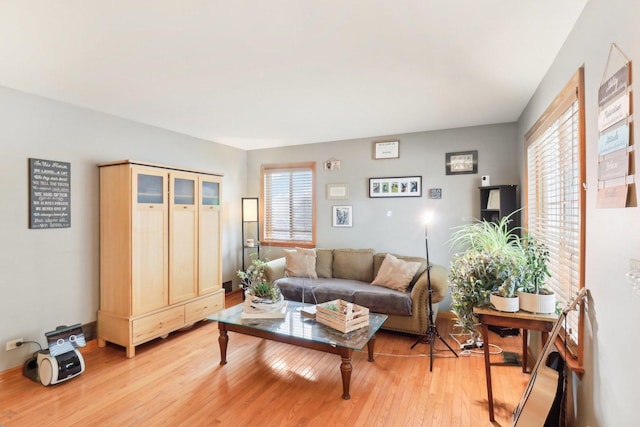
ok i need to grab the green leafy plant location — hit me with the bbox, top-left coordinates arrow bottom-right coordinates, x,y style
448,212 -> 523,258
519,235 -> 551,294
324,302 -> 339,312
493,253 -> 525,298
236,255 -> 281,302
448,212 -> 524,336
449,251 -> 494,336
250,282 -> 278,300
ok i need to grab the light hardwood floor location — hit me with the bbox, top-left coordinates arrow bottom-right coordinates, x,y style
0,293 -> 530,426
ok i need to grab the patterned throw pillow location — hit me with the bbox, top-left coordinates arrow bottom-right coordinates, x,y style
371,253 -> 421,292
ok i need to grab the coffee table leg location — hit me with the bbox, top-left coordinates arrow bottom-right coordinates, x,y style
367,335 -> 376,362
219,323 -> 228,366
340,351 -> 352,400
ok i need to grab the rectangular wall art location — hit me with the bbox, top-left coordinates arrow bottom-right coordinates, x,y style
445,150 -> 478,175
368,176 -> 422,198
332,205 -> 353,227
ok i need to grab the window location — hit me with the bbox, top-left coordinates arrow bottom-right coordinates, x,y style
261,162 -> 316,247
525,68 -> 585,372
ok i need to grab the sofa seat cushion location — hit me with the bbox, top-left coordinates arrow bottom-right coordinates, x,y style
276,277 -> 357,303
274,277 -> 412,316
352,285 -> 412,316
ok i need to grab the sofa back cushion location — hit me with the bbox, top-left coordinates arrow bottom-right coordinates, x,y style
315,249 -> 333,278
332,248 -> 375,282
374,252 -> 427,288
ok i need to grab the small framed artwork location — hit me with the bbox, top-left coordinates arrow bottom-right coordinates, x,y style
326,183 -> 349,200
369,176 -> 422,198
374,140 -> 399,159
446,150 -> 478,175
332,205 -> 353,227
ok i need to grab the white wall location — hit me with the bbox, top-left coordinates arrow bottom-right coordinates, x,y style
247,123 -> 521,311
0,86 -> 246,372
517,0 -> 640,425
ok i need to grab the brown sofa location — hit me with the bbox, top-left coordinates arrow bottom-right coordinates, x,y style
263,248 -> 448,335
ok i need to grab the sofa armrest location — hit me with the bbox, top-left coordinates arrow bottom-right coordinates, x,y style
410,264 -> 448,304
264,257 -> 286,283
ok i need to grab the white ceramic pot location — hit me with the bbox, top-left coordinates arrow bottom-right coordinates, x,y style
517,289 -> 556,314
489,293 -> 520,312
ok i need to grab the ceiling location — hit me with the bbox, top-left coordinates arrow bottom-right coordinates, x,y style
0,1 -> 588,150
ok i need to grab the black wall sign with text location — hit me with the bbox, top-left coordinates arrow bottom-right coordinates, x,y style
29,158 -> 71,229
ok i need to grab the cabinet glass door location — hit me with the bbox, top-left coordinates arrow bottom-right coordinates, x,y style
132,169 -> 168,314
137,174 -> 164,204
199,176 -> 221,295
201,181 -> 220,206
170,174 -> 198,304
174,178 -> 195,205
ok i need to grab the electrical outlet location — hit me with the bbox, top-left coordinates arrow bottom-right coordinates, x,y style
6,338 -> 23,351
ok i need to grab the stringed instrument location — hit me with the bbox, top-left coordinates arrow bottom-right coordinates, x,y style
512,288 -> 587,427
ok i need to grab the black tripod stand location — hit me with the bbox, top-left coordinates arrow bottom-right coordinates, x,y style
411,224 -> 458,371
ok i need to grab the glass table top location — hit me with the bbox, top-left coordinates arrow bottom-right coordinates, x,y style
211,301 -> 387,351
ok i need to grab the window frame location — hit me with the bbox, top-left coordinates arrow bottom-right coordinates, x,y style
260,162 -> 316,248
524,67 -> 586,374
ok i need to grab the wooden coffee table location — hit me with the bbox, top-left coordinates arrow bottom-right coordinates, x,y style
212,301 -> 387,400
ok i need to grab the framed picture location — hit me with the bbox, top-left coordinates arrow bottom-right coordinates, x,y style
326,183 -> 349,200
369,176 -> 422,198
374,140 -> 399,159
446,150 -> 478,175
332,205 -> 352,227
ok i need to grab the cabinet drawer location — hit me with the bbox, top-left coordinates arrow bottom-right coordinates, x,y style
185,292 -> 224,323
132,306 -> 184,344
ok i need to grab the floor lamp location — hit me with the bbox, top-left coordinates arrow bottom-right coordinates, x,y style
411,214 -> 458,371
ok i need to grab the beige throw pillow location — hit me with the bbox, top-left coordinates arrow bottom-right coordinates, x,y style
371,253 -> 421,292
374,253 -> 427,288
284,248 -> 318,279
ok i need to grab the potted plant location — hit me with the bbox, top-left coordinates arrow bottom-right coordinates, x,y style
449,251 -> 497,339
237,256 -> 285,313
517,235 -> 555,313
489,253 -> 524,312
448,213 -> 524,340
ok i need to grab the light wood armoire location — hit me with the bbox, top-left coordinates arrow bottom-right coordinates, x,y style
97,160 -> 225,357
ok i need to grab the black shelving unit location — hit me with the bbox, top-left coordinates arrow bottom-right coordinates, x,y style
241,197 -> 260,270
479,185 -> 518,229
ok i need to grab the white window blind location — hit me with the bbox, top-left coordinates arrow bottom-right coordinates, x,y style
261,163 -> 315,246
525,68 -> 585,364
